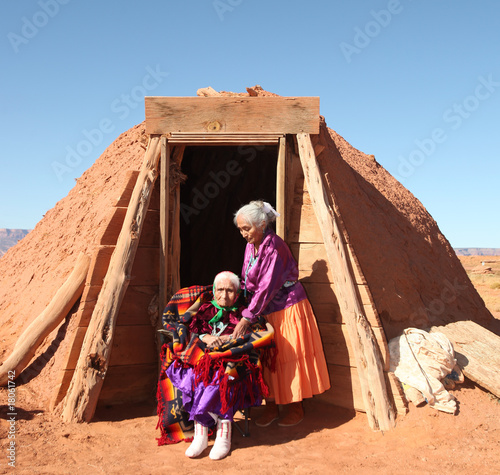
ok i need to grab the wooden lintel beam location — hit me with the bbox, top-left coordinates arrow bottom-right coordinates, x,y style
145,96 -> 319,135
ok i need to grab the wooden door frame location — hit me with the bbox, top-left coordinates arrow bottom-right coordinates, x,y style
158,135 -> 288,312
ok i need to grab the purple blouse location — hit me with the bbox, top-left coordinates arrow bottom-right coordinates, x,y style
241,229 -> 307,323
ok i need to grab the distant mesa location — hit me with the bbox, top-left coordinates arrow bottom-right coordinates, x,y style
0,229 -> 30,257
455,248 -> 500,256
471,265 -> 494,274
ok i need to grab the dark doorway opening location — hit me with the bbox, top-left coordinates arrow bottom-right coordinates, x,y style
179,145 -> 278,287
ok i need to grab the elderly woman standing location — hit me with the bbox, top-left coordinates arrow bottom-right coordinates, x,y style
232,200 -> 330,427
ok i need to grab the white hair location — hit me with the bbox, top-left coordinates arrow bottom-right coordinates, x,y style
233,200 -> 277,229
213,271 -> 240,290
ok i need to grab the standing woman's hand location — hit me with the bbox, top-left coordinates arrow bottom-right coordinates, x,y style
232,318 -> 251,339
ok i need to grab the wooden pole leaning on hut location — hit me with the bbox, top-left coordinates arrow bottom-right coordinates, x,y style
296,133 -> 396,432
61,136 -> 162,423
0,252 -> 90,386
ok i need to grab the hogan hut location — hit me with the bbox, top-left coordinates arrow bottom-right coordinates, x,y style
0,86 -> 496,431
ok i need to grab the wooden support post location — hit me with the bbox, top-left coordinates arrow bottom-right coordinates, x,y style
0,253 -> 90,386
285,136 -> 300,240
170,183 -> 181,295
169,146 -> 185,297
296,133 -> 395,431
61,136 -> 162,423
159,136 -> 170,315
276,136 -> 286,239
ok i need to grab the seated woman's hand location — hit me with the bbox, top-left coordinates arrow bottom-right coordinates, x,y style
204,334 -> 232,349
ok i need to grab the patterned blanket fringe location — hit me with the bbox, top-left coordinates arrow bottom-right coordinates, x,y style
156,361 -> 166,430
193,352 -> 269,415
219,361 -> 269,414
261,346 -> 278,373
156,430 -> 181,446
156,344 -> 193,447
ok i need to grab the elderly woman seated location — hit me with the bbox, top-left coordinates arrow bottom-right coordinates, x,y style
163,271 -> 271,460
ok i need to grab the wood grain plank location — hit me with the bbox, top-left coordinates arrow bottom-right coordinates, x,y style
145,96 -> 320,135
284,136 -> 300,240
316,365 -> 364,411
60,326 -> 89,371
319,323 -> 388,368
87,246 -> 114,286
316,365 -> 406,415
309,302 -> 342,325
130,247 -> 160,286
113,171 -> 139,207
319,323 -> 351,367
99,208 -> 127,246
387,371 -> 408,416
167,133 -> 283,145
159,137 -> 170,316
430,321 -> 500,398
289,203 -> 323,243
276,136 -> 286,239
98,363 -> 157,406
108,325 -> 157,367
87,245 -> 161,289
51,368 -> 76,410
291,243 -> 333,282
77,285 -> 100,327
302,282 -> 381,328
100,208 -> 159,247
117,285 -> 158,326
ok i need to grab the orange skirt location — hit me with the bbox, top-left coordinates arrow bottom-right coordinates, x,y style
263,299 -> 330,404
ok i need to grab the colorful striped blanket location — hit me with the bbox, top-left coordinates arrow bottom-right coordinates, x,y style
156,285 -> 275,446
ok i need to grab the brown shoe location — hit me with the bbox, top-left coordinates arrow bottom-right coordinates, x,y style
255,401 -> 279,427
277,402 -> 304,427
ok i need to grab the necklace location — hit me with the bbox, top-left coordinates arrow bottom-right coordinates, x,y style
244,248 -> 259,297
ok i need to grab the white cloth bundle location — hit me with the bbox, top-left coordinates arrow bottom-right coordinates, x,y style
389,328 -> 459,414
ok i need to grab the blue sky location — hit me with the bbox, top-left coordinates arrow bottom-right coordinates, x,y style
1,0 -> 499,247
